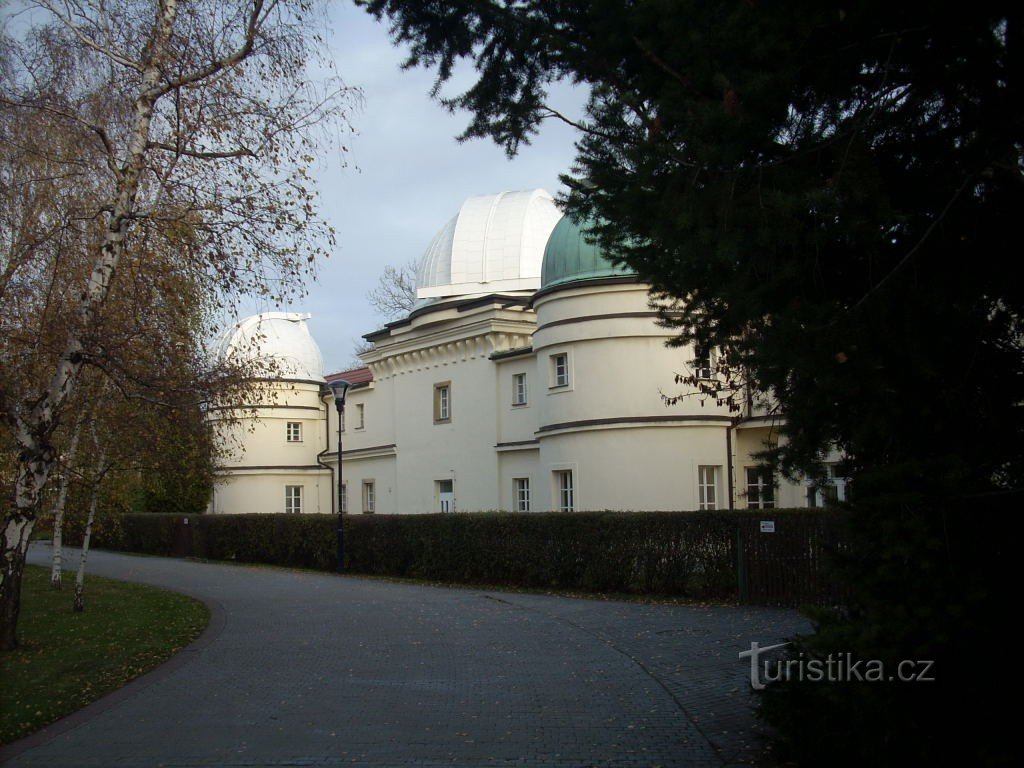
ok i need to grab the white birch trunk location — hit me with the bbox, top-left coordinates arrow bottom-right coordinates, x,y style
72,485 -> 99,613
0,0 -> 181,648
73,443 -> 108,613
50,422 -> 83,590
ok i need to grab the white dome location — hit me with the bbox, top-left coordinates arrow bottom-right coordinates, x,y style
416,189 -> 563,300
212,312 -> 324,382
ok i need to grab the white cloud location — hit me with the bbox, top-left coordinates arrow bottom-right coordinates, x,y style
260,0 -> 588,373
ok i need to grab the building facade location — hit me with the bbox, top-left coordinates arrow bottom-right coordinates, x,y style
211,189 -> 835,515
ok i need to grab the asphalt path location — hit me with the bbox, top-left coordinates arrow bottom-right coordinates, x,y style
2,546 -> 809,767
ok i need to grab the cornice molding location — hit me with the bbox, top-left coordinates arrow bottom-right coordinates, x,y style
323,444 -> 398,460
215,465 -> 330,473
495,440 -> 540,452
369,327 -> 535,379
537,414 -> 733,437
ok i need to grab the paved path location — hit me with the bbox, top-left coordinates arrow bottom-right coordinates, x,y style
3,546 -> 808,767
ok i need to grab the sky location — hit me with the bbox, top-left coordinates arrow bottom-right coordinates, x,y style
248,1 -> 589,374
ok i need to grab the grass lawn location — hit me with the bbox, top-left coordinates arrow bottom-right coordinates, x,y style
0,564 -> 209,745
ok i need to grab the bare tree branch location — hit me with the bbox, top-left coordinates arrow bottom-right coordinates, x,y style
36,0 -> 145,73
367,259 -> 418,319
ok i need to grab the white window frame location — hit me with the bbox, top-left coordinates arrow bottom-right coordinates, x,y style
550,353 -> 570,389
512,373 -> 528,406
513,477 -> 531,512
745,467 -> 776,509
554,469 -> 574,512
286,421 -> 303,443
693,347 -> 713,380
355,403 -> 365,430
698,465 -> 719,510
362,480 -> 375,514
285,485 -> 303,514
807,464 -> 850,507
436,478 -> 455,513
434,381 -> 451,423
340,482 -> 347,513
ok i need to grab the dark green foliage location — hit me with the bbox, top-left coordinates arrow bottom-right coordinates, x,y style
135,405 -> 215,516
345,511 -> 746,596
93,514 -> 336,569
362,0 -> 1024,497
357,4 -> 1023,763
196,515 -> 335,570
759,494 -> 1020,765
93,509 -> 844,602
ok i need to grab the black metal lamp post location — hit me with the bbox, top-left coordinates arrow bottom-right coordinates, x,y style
328,379 -> 352,573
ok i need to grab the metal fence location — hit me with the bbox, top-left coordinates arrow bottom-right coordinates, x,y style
735,512 -> 850,606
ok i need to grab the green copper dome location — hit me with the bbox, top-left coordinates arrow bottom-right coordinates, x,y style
540,216 -> 636,290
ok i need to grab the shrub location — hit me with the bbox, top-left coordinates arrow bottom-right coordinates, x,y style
759,495 -> 1019,765
94,509 -> 845,602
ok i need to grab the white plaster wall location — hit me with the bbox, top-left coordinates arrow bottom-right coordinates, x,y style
213,410 -> 327,467
340,382 -> 394,453
533,282 -> 654,327
209,380 -> 331,514
497,449 -> 540,511
209,471 -> 331,515
538,425 -> 730,511
390,352 -> 501,513
495,355 -> 540,445
352,302 -> 537,514
531,281 -> 741,511
342,454 -> 398,515
732,424 -> 808,508
533,284 -> 733,431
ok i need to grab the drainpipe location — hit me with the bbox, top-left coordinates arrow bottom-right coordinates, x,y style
726,424 -> 735,511
316,391 -> 335,515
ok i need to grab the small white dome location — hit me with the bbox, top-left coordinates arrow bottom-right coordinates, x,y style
212,312 -> 324,382
416,189 -> 563,300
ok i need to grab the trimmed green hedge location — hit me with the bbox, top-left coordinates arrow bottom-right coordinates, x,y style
344,511 -> 745,596
92,509 -> 845,602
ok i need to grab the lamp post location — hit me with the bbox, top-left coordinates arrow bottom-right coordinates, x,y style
328,379 -> 352,573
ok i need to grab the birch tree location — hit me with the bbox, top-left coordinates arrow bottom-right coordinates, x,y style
0,0 -> 355,649
48,410 -> 84,590
72,419 -> 110,613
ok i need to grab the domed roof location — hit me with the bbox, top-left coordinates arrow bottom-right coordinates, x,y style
540,216 -> 636,290
416,189 -> 563,300
211,312 -> 324,382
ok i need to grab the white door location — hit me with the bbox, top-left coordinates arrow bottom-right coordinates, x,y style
438,479 -> 454,513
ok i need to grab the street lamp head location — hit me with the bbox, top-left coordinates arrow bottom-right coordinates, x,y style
328,378 -> 352,408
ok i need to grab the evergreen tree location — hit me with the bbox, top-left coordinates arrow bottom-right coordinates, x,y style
362,0 -> 1024,497
362,2 -> 1023,763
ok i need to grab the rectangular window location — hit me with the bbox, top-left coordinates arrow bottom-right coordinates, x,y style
340,408 -> 345,433
698,465 -> 719,510
807,464 -> 850,508
285,485 -> 303,514
433,382 -> 451,423
555,470 -> 574,512
694,347 -> 713,380
362,480 -> 375,514
286,421 -> 302,442
514,477 -> 531,512
551,353 -> 569,388
340,483 -> 347,514
746,467 -> 776,509
512,373 -> 528,406
436,478 -> 454,513
355,403 -> 365,430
